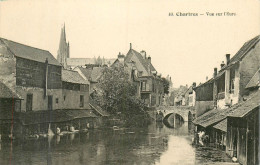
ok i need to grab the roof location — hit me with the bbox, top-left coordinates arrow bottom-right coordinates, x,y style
78,67 -> 103,82
0,38 -> 61,66
246,69 -> 260,89
195,35 -> 259,90
89,98 -> 110,117
18,109 -> 97,125
194,78 -> 214,90
228,90 -> 260,117
193,90 -> 260,127
62,69 -> 89,84
213,119 -> 227,132
222,35 -> 260,70
0,81 -> 22,99
125,49 -> 157,75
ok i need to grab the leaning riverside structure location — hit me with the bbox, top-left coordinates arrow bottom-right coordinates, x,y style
193,35 -> 260,165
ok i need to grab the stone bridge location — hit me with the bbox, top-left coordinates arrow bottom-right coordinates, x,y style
151,106 -> 195,122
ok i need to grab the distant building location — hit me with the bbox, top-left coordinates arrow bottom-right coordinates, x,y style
56,25 -> 115,68
67,57 -> 116,68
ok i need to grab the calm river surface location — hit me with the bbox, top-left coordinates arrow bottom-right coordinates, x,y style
0,120 -> 232,165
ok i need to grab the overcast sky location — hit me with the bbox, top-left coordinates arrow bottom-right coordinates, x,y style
0,0 -> 259,87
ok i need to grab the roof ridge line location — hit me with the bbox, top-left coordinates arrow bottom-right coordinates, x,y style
0,37 -> 50,53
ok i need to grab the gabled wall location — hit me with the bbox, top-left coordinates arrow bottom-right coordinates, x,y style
238,41 -> 260,99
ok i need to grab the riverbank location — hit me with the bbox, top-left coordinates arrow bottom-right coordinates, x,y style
0,121 -> 236,165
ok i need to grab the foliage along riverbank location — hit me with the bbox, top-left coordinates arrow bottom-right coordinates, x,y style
91,66 -> 151,127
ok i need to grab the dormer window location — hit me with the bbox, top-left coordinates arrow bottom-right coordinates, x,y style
139,71 -> 143,77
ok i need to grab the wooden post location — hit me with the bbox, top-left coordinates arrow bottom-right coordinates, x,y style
246,119 -> 248,165
79,119 -> 81,130
38,124 -> 40,134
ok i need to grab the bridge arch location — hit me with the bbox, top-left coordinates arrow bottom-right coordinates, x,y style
163,112 -> 185,128
155,106 -> 195,122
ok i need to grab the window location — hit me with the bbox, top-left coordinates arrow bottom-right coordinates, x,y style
56,98 -> 59,103
48,95 -> 53,110
64,95 -> 66,101
80,84 -> 86,91
26,94 -> 33,111
15,100 -> 21,112
80,95 -> 84,107
229,69 -> 235,93
141,81 -> 147,91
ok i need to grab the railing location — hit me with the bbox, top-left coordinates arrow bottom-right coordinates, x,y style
89,98 -> 110,117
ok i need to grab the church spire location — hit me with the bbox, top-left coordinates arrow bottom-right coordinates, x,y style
57,23 -> 70,68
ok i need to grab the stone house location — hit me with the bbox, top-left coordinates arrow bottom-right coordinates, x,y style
225,69 -> 259,165
74,66 -> 103,95
0,81 -> 22,138
61,69 -> 90,110
193,35 -> 260,163
194,35 -> 260,117
0,37 -> 63,112
0,38 -> 97,137
111,44 -> 164,107
193,79 -> 214,117
214,35 -> 260,109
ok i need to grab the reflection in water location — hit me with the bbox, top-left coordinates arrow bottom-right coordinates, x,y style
0,120 -> 232,165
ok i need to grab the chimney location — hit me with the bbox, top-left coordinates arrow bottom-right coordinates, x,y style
226,54 -> 230,65
214,68 -> 218,78
118,52 -> 125,64
220,61 -> 225,69
206,76 -> 208,81
130,43 -> 132,50
140,50 -> 146,59
147,56 -> 151,63
192,82 -> 196,88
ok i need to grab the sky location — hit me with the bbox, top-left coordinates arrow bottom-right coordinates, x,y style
0,0 -> 259,87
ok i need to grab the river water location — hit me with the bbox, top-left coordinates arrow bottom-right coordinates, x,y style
0,115 -> 232,165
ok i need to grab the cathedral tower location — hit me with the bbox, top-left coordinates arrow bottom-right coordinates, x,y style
57,24 -> 70,68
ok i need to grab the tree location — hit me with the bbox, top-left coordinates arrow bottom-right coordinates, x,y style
162,77 -> 170,95
92,66 -> 150,127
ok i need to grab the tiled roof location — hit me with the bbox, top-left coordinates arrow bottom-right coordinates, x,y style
194,78 -> 214,90
222,35 -> 260,70
125,49 -> 157,75
195,36 -> 259,90
213,119 -> 227,132
62,69 -> 89,84
0,38 -> 61,66
18,109 -> 97,125
0,81 -> 22,99
193,90 -> 260,127
78,67 -> 103,82
228,90 -> 260,117
246,69 -> 260,89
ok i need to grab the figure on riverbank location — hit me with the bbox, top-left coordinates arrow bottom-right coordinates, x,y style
56,127 -> 61,135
